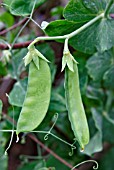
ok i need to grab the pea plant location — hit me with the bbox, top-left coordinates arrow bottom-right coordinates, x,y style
0,0 -> 114,169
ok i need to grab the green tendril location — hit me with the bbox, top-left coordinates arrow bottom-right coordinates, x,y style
71,160 -> 98,170
44,113 -> 59,140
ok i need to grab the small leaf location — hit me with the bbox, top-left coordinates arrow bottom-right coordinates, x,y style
23,52 -> 32,66
36,50 -> 50,63
66,55 -> 74,72
61,55 -> 67,72
33,56 -> 39,70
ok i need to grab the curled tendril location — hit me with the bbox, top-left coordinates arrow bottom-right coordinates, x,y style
44,132 -> 50,141
44,113 -> 59,141
69,139 -> 77,156
69,147 -> 75,156
71,160 -> 98,170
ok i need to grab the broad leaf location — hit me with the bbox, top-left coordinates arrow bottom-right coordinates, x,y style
46,0 -> 114,54
64,0 -> 108,23
86,50 -> 113,81
63,0 -> 96,23
10,0 -> 47,16
45,20 -> 82,36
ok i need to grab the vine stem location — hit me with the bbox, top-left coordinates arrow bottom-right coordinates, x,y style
29,13 -> 104,47
0,12 -> 106,50
104,0 -> 114,18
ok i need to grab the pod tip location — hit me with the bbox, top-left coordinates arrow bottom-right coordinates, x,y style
80,148 -> 84,152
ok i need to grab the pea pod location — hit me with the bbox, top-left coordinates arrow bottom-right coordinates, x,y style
65,63 -> 89,150
16,59 -> 51,135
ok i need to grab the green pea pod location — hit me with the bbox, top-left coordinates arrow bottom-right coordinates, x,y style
16,59 -> 51,135
65,63 -> 89,150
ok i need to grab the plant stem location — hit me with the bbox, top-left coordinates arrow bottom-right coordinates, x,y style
104,0 -> 114,18
68,13 -> 104,39
29,13 -> 104,48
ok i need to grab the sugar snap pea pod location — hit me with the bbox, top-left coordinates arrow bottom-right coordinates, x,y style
16,59 -> 51,135
65,62 -> 89,150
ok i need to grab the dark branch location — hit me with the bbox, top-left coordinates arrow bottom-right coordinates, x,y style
0,40 -> 32,50
0,18 -> 28,36
29,133 -> 77,170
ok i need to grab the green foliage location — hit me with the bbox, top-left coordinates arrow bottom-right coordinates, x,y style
45,0 -> 114,54
0,0 -> 114,169
0,12 -> 14,27
9,78 -> 27,107
86,49 -> 113,81
10,0 -> 47,16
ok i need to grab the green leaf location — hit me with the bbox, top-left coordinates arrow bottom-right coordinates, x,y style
0,12 -> 14,27
9,78 -> 27,107
45,19 -> 82,36
84,108 -> 103,156
83,0 -> 106,13
63,0 -> 96,23
3,0 -> 12,9
64,0 -> 107,23
103,66 -> 114,89
86,50 -> 113,81
96,18 -> 114,52
46,15 -> 114,54
33,56 -> 40,70
8,48 -> 27,79
10,0 -> 47,16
